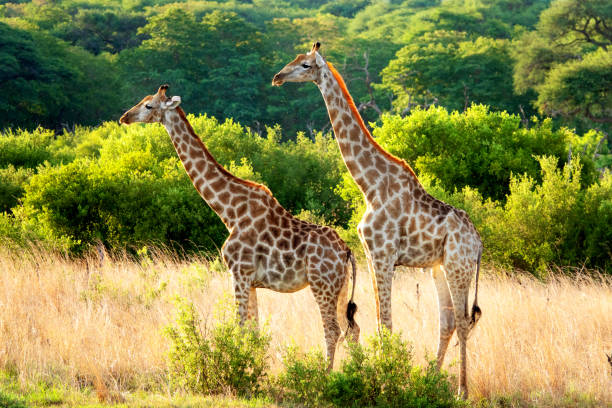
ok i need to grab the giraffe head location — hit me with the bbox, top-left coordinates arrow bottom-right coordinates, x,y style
272,42 -> 327,86
119,85 -> 181,125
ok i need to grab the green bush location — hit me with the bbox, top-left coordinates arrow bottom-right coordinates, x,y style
582,172 -> 612,270
165,298 -> 270,397
19,154 -> 227,253
0,128 -> 56,169
276,329 -> 464,408
275,347 -> 330,407
372,106 -> 593,201
426,157 -> 612,275
0,165 -> 33,212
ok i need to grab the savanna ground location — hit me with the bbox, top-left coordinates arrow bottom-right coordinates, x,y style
0,246 -> 611,407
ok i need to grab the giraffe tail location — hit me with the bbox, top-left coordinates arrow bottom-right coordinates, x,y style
346,249 -> 358,330
470,245 -> 483,328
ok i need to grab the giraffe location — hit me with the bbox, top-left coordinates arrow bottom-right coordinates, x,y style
119,85 -> 360,367
273,43 -> 483,398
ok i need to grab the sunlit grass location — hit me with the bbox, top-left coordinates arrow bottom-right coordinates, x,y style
0,245 -> 610,406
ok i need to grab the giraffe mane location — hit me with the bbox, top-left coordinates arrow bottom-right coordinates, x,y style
326,62 -> 419,180
175,107 -> 274,197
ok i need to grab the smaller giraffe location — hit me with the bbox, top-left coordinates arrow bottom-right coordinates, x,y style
120,85 -> 359,367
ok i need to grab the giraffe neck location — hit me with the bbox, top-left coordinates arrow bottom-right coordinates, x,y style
161,108 -> 268,229
316,62 -> 420,202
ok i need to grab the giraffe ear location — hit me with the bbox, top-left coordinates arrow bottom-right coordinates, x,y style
157,84 -> 169,97
164,95 -> 181,109
314,51 -> 326,68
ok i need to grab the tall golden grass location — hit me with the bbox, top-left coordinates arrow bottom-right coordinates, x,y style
0,246 -> 610,404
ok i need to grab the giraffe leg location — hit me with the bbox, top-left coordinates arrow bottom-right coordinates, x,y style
431,265 -> 455,369
311,284 -> 342,371
371,258 -> 394,332
357,226 -> 392,332
230,270 -> 251,324
444,263 -> 472,399
247,287 -> 259,324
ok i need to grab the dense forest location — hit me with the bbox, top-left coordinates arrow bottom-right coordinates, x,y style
1,0 -> 611,275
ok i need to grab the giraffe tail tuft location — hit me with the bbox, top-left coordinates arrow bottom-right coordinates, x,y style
346,250 -> 358,330
471,304 -> 481,326
470,245 -> 483,329
347,300 -> 357,329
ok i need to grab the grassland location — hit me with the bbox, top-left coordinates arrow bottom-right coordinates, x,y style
0,246 -> 610,407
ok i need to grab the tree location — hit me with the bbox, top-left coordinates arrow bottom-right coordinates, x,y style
0,22 -> 119,130
119,8 -> 266,126
513,0 -> 612,125
56,10 -> 146,54
380,31 -> 534,116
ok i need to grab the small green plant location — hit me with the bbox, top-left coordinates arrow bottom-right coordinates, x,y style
275,346 -> 331,407
276,329 -> 464,408
165,297 -> 270,397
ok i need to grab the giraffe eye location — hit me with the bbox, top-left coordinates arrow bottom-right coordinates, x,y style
302,63 -> 311,69
145,104 -> 153,109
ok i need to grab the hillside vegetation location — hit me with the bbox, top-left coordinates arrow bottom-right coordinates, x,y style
1,106 -> 610,275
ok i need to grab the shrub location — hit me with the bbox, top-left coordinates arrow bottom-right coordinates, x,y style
579,171 -> 612,271
0,166 -> 33,213
165,298 -> 270,397
19,155 -> 227,253
426,157 -> 612,275
276,329 -> 464,408
372,106 -> 593,201
275,347 -> 330,407
0,128 -> 55,169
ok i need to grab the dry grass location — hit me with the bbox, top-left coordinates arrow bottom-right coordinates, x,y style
0,246 -> 611,405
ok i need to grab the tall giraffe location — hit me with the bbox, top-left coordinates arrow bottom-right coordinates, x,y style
273,43 -> 483,397
120,85 -> 359,367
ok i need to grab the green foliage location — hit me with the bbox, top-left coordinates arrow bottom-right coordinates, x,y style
1,0 -> 587,136
0,0 -> 611,273
276,329 -> 464,408
19,153 -> 227,253
513,0 -> 612,126
56,10 -> 146,54
380,31 -> 534,116
582,171 -> 612,269
0,127 -> 58,168
430,157 -> 612,274
535,48 -> 612,125
0,166 -> 33,212
0,369 -> 66,408
0,21 -> 121,130
165,298 -> 270,397
275,346 -> 330,407
0,106 -> 609,273
372,106 -> 572,201
0,114 -> 351,254
119,8 -> 267,126
494,156 -> 583,273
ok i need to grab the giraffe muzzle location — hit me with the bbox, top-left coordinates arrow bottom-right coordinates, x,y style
272,73 -> 284,86
119,113 -> 131,124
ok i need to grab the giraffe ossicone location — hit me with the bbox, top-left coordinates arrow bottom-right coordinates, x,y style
120,85 -> 360,368
274,43 -> 483,398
